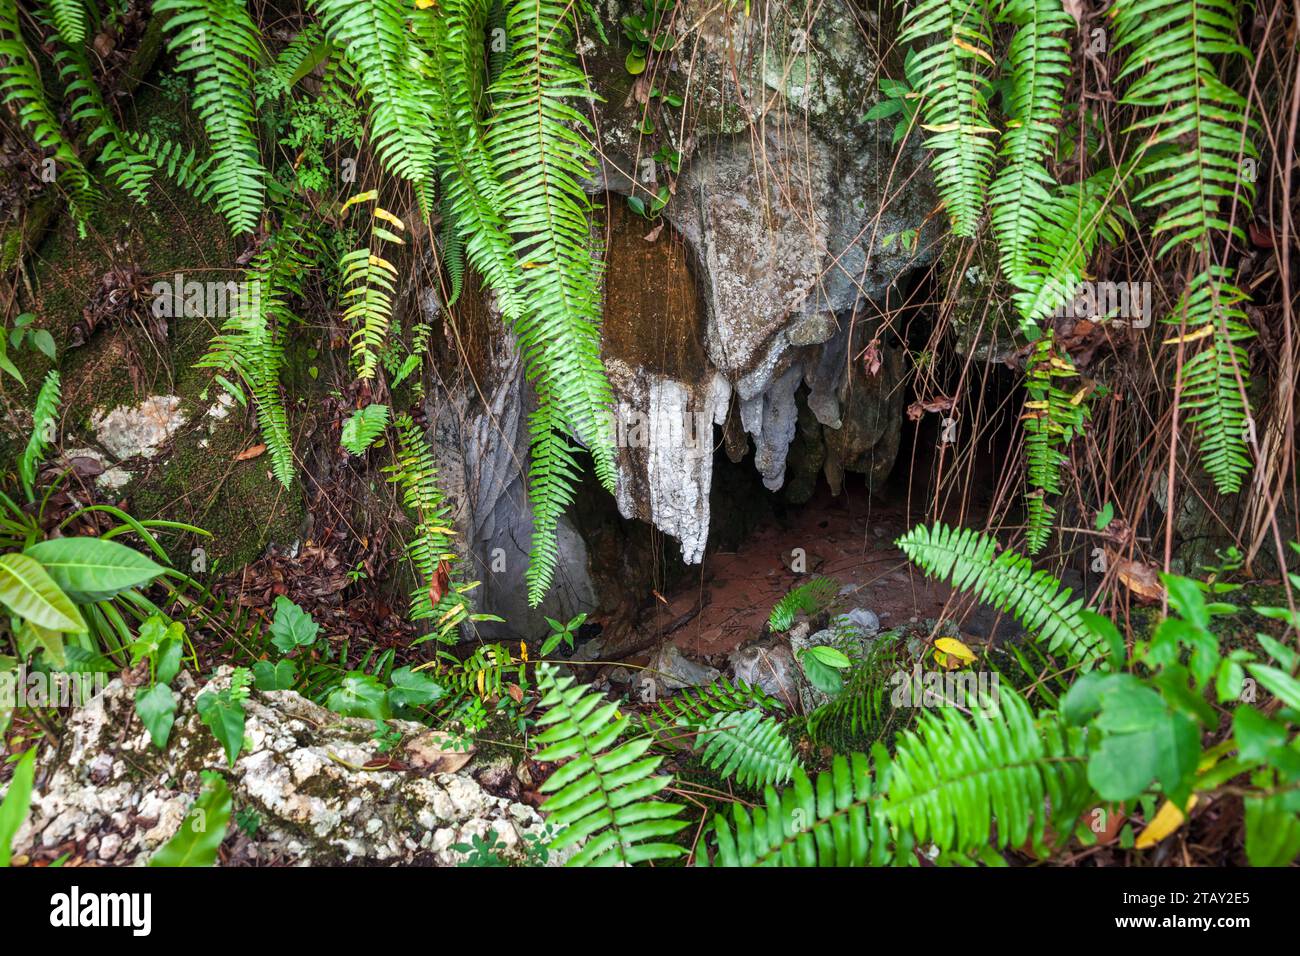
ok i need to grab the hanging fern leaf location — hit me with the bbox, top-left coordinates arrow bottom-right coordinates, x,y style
384,414 -> 474,639
896,522 -> 1104,667
988,0 -> 1073,289
534,665 -> 687,866
898,0 -> 997,237
341,403 -> 389,455
47,0 -> 84,44
20,370 -> 60,501
1111,0 -> 1257,493
310,0 -> 436,201
155,0 -> 266,234
769,576 -> 839,632
1010,170 -> 1128,331
1169,266 -> 1255,493
197,214 -> 313,487
339,192 -> 404,379
693,708 -> 800,789
0,0 -> 96,219
1022,332 -> 1089,554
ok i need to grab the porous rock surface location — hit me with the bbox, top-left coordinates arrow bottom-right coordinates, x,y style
11,669 -> 559,866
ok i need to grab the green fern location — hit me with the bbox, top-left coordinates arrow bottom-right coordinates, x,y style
20,370 -> 60,501
309,0 -> 436,201
534,664 -> 687,866
197,216 -> 313,487
898,0 -> 997,237
769,576 -> 839,632
806,637 -> 906,749
701,687 -> 1089,865
339,193 -> 403,379
340,403 -> 389,455
52,39 -> 155,205
1168,267 -> 1255,493
988,0 -> 1072,289
489,0 -> 616,603
118,131 -> 216,199
693,708 -> 800,789
384,414 -> 473,640
1112,0 -> 1257,493
1022,332 -> 1089,554
155,0 -> 266,234
0,0 -> 95,219
640,677 -> 784,737
896,522 -> 1104,667
1010,170 -> 1128,331
48,0 -> 84,44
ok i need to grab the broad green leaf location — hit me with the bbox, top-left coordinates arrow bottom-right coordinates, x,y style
270,596 -> 319,653
135,682 -> 177,749
0,554 -> 85,633
252,659 -> 297,691
149,772 -> 232,867
25,537 -> 165,603
327,671 -> 391,720
196,689 -> 246,766
387,666 -> 443,710
0,747 -> 36,867
798,648 -> 844,695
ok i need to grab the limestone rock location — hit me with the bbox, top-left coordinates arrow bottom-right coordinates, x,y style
12,669 -> 562,866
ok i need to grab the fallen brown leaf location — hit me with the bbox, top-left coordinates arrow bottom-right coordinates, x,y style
1115,557 -> 1165,602
235,443 -> 267,461
405,731 -> 475,774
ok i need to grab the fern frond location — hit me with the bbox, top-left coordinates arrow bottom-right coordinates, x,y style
988,0 -> 1073,287
310,0 -> 436,198
48,0 -> 85,45
155,0 -> 266,234
53,39 -> 156,205
896,522 -> 1104,667
768,576 -> 839,632
694,708 -> 799,789
640,676 -> 784,737
339,194 -> 404,379
1010,170 -> 1127,330
1112,0 -> 1257,493
0,0 -> 96,217
701,752 -> 890,866
197,216 -> 312,486
119,131 -> 216,199
535,664 -> 687,866
1170,266 -> 1255,493
1022,332 -> 1089,553
20,370 -> 60,500
340,403 -> 389,455
878,686 -> 1088,857
701,688 -> 1090,866
1112,0 -> 1257,256
898,0 -> 997,237
806,638 -> 905,749
384,414 -> 473,639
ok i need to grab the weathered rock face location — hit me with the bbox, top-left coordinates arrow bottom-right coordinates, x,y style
421,0 -> 935,636
12,669 -> 558,866
581,0 -> 935,559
